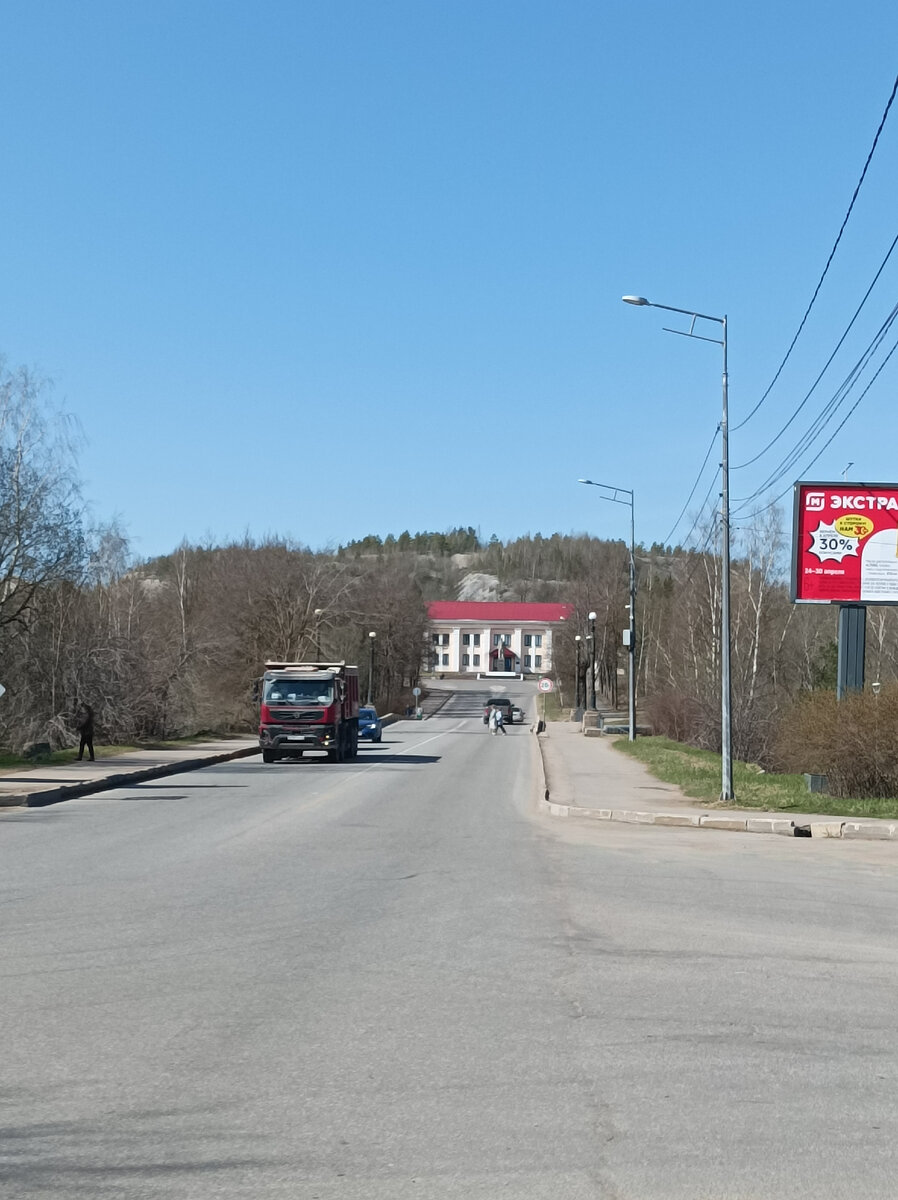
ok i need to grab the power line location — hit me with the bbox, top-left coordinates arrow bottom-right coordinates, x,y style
676,466 -> 722,551
733,232 -> 898,470
733,71 -> 898,434
683,513 -> 722,588
732,302 -> 898,511
661,426 -> 720,546
731,328 -> 898,525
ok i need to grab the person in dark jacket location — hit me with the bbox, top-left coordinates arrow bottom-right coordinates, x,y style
77,704 -> 95,761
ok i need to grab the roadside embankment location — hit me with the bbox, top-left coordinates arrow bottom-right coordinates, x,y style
535,721 -> 898,842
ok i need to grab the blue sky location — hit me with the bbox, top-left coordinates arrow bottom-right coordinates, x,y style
2,1 -> 897,559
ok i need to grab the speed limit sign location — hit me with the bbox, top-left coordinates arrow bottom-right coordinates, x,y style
538,678 -> 553,693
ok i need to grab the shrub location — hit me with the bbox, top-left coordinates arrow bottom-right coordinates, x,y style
774,687 -> 898,799
644,691 -> 705,743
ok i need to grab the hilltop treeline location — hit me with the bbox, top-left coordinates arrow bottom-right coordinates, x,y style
4,357 -> 898,767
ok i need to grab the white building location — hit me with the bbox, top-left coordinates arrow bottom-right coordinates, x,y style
426,601 -> 574,676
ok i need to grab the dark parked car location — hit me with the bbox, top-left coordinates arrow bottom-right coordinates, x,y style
483,697 -> 515,725
358,706 -> 383,742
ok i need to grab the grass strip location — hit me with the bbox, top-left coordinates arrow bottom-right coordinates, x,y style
612,735 -> 898,819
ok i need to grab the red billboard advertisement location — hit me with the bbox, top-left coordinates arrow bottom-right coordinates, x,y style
792,481 -> 898,604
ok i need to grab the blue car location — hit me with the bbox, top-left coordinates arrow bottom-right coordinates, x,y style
358,706 -> 383,742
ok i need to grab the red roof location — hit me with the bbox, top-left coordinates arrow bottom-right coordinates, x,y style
428,602 -> 574,623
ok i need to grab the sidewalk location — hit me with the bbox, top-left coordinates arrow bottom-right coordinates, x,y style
537,720 -> 898,842
0,738 -> 260,809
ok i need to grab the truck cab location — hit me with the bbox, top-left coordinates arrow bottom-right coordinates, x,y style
258,662 -> 359,763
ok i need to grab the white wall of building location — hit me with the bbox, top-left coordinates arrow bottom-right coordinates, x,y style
427,622 -> 556,674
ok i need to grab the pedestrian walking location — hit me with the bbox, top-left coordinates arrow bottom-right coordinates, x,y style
489,707 -> 498,735
77,703 -> 95,761
494,706 -> 507,735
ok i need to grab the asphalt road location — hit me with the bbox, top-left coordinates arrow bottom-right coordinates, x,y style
3,690 -> 898,1198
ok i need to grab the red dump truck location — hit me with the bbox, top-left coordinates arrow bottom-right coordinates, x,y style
257,661 -> 359,763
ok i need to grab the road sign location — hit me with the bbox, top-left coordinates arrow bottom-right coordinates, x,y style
538,678 -> 553,693
412,687 -> 421,697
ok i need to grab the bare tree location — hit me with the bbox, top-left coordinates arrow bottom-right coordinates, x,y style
0,361 -> 85,634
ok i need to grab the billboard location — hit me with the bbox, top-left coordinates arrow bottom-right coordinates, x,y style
792,481 -> 898,604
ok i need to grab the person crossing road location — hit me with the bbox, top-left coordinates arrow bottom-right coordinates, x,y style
490,705 -> 507,735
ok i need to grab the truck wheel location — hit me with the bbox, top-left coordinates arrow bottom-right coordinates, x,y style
262,749 -> 277,764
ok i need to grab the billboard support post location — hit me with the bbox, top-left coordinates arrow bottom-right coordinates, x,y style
836,605 -> 866,700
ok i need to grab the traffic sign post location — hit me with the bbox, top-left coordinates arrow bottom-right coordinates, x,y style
538,677 -> 553,725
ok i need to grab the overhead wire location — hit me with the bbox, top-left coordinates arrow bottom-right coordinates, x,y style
732,71 -> 898,435
731,327 -> 898,526
733,302 -> 898,511
677,466 -> 722,550
660,425 -> 720,547
683,513 -> 723,588
733,232 -> 898,470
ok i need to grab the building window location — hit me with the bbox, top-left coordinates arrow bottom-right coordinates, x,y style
473,633 -> 480,646
524,634 -> 532,647
535,654 -> 542,668
442,653 -> 449,666
473,653 -> 480,666
432,633 -> 439,645
493,634 -> 500,647
462,653 -> 470,666
441,633 -> 449,646
502,634 -> 511,645
524,654 -> 532,668
534,634 -> 542,648
462,633 -> 470,645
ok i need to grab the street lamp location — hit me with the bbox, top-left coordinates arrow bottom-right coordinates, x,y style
578,480 -> 636,741
587,611 -> 597,710
314,608 -> 324,659
623,293 -> 732,800
574,634 -> 583,711
367,631 -> 376,704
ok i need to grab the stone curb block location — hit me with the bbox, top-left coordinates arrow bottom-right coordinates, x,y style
653,812 -> 703,827
23,746 -> 261,808
746,818 -> 795,836
0,793 -> 30,808
842,821 -> 898,839
699,815 -> 748,831
809,821 -> 845,838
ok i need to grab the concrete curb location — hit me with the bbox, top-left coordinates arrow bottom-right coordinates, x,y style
20,745 -> 261,809
534,733 -> 898,843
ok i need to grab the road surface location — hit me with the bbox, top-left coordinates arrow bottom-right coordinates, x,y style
2,688 -> 897,1198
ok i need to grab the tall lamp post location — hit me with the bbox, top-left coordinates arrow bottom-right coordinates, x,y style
578,479 -> 636,741
314,608 -> 324,659
367,631 -> 376,705
623,294 -> 732,800
587,611 -> 597,710
574,634 -> 583,712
